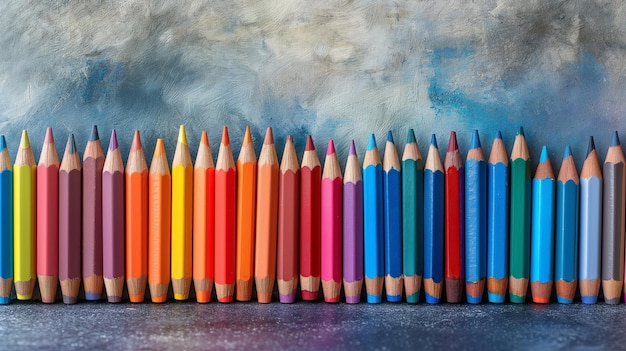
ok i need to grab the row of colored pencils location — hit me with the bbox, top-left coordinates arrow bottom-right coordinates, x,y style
0,126 -> 621,304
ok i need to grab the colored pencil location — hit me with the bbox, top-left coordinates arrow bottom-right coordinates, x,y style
444,131 -> 464,303
37,128 -> 59,303
59,134 -> 81,304
126,130 -> 149,303
277,135 -> 299,303
402,129 -> 423,304
102,130 -> 125,303
300,135 -> 321,301
148,139 -> 171,303
383,131 -> 403,302
424,134 -> 444,304
343,140 -> 363,304
321,139 -> 342,303
14,130 -> 36,300
579,137 -> 602,304
363,134 -> 384,303
0,136 -> 12,304
193,131 -> 215,303
465,130 -> 487,304
555,146 -> 579,304
236,126 -> 256,301
602,131 -> 625,304
509,127 -> 531,303
83,125 -> 104,300
171,125 -> 193,301
215,127 -> 237,303
255,127 -> 279,303
530,146 -> 556,304
487,131 -> 509,303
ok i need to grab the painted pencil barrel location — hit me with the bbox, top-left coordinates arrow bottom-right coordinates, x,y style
424,168 -> 444,304
509,158 -> 531,303
14,159 -> 36,300
602,161 -> 625,304
59,168 -> 81,304
579,176 -> 602,304
383,164 -> 402,302
36,164 -> 59,303
343,177 -> 363,304
363,163 -> 384,303
555,179 -> 579,304
277,161 -> 299,304
402,156 -> 423,303
487,162 -> 509,303
321,176 -> 342,303
0,165 -> 12,304
299,155 -> 321,301
465,156 -> 487,304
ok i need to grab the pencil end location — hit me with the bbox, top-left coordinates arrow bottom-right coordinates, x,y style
243,126 -> 252,145
586,136 -> 595,156
518,126 -> 525,137
178,125 -> 188,145
264,127 -> 274,145
367,133 -> 377,150
611,131 -> 620,146
349,140 -> 356,155
447,131 -> 458,152
539,145 -> 549,163
200,130 -> 209,145
44,127 -> 54,144
305,135 -> 315,151
90,125 -> 99,141
386,130 -> 394,144
563,145 -> 572,159
19,130 -> 30,149
221,126 -> 230,146
108,129 -> 119,151
326,139 -> 335,155
0,136 -> 6,151
430,134 -> 438,148
154,138 -> 165,156
67,134 -> 77,154
495,130 -> 502,140
131,130 -> 142,151
470,129 -> 480,149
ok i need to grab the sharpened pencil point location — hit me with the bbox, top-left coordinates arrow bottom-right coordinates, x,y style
67,134 -> 77,154
406,129 -> 416,143
586,136 -> 595,156
131,130 -> 142,151
387,131 -> 394,143
243,126 -> 252,145
221,127 -> 230,146
109,129 -> 118,151
154,139 -> 165,156
539,146 -> 549,162
0,136 -> 6,151
367,134 -> 377,151
305,135 -> 315,151
518,126 -> 525,137
611,131 -> 620,146
430,134 -> 438,148
45,127 -> 54,143
349,140 -> 356,155
200,131 -> 209,145
470,130 -> 481,149
327,140 -> 335,155
264,127 -> 274,145
496,131 -> 502,140
563,145 -> 572,159
178,125 -> 188,145
287,135 -> 293,143
90,125 -> 99,141
19,130 -> 30,149
447,131 -> 458,152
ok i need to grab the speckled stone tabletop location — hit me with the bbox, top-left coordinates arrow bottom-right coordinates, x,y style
0,301 -> 620,350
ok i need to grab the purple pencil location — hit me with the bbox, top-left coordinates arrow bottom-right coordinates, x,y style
102,130 -> 125,303
343,141 -> 364,303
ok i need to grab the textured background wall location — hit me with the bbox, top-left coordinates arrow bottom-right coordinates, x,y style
1,1 -> 624,167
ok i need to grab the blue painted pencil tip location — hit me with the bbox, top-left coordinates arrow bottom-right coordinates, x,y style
0,136 -> 6,151
586,136 -> 596,155
367,134 -> 377,151
430,134 -> 438,148
349,140 -> 356,155
539,146 -> 549,162
90,125 -> 99,141
495,131 -> 502,140
406,129 -> 416,143
611,131 -> 620,146
387,130 -> 394,144
470,130 -> 481,149
67,134 -> 77,154
518,126 -> 525,136
0,296 -> 9,305
563,145 -> 572,159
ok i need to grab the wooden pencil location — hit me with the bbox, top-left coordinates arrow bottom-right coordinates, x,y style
321,139 -> 342,303
148,138 -> 171,303
14,130 -> 36,300
383,131 -> 403,302
465,130 -> 487,304
215,127 -> 237,303
277,135 -> 299,303
300,135 -> 321,301
236,126 -> 256,301
83,125 -> 104,300
0,136 -> 12,304
255,127 -> 280,303
59,134 -> 81,304
102,130 -> 125,303
487,131 -> 509,303
363,134 -> 384,303
126,130 -> 149,303
193,131 -> 215,303
555,146 -> 579,304
444,131 -> 464,303
424,134 -> 444,304
343,140 -> 363,304
509,127 -> 531,303
602,131 -> 625,304
530,146 -> 556,303
171,125 -> 193,301
402,129 -> 423,304
36,127 -> 59,303
579,137 -> 602,304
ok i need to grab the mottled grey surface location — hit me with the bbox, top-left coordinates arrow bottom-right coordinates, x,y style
0,301 -> 620,350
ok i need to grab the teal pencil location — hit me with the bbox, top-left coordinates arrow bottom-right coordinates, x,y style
424,135 -> 444,304
402,129 -> 423,303
363,134 -> 384,303
383,131 -> 402,302
0,136 -> 12,304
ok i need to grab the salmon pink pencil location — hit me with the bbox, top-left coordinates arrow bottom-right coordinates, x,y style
321,140 -> 342,303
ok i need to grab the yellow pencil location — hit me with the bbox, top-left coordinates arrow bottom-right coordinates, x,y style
14,130 -> 37,300
171,125 -> 193,300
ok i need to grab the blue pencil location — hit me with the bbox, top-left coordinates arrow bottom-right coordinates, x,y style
555,146 -> 579,304
487,131 -> 509,303
424,134 -> 444,304
383,131 -> 403,302
465,130 -> 487,304
530,146 -> 556,303
0,136 -> 12,304
363,134 -> 384,303
579,137 -> 602,304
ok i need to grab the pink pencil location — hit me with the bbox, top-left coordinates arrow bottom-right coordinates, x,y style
321,140 -> 343,303
37,127 -> 60,303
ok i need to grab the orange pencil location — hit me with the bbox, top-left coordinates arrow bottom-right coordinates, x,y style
148,139 -> 171,303
126,131 -> 149,303
215,127 -> 237,302
254,128 -> 280,303
193,131 -> 215,303
236,126 -> 257,301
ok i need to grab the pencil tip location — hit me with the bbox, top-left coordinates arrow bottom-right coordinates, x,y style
20,130 -> 30,149
178,125 -> 187,145
0,136 -> 6,151
387,131 -> 394,144
305,135 -> 315,151
518,126 -> 525,137
222,126 -> 230,146
470,130 -> 481,149
264,127 -> 274,145
45,127 -> 54,143
243,126 -> 252,145
430,134 -> 438,148
406,129 -> 416,143
327,140 -> 335,155
586,136 -> 595,155
67,134 -> 76,154
200,131 -> 209,145
447,131 -> 458,152
367,134 -> 377,150
155,139 -> 165,156
563,145 -> 572,159
131,130 -> 142,151
496,131 -> 502,140
349,140 -> 356,155
611,131 -> 620,146
90,125 -> 99,141
540,146 -> 549,162
109,129 -> 118,151
287,135 -> 293,143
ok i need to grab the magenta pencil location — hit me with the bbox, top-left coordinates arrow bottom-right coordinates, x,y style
102,130 -> 125,303
321,140 -> 342,303
343,141 -> 364,304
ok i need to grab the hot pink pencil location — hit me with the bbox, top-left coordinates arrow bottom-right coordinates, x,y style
321,140 -> 343,303
37,127 -> 60,303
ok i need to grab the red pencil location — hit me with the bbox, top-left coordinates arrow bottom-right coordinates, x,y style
444,131 -> 464,303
